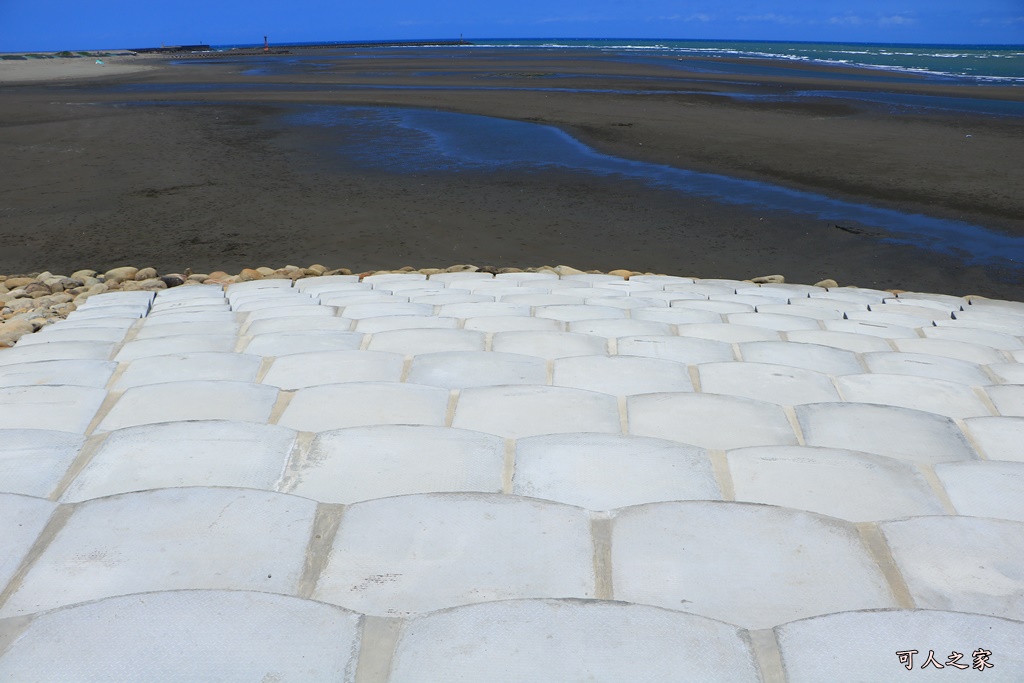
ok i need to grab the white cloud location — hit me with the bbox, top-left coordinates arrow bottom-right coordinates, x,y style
736,13 -> 802,24
653,13 -> 713,22
829,13 -> 918,28
879,14 -> 916,26
829,15 -> 863,26
532,15 -> 607,24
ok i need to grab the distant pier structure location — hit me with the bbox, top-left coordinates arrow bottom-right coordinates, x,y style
138,38 -> 473,58
131,44 -> 211,54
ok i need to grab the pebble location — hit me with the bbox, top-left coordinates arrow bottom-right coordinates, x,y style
0,320 -> 34,347
751,274 -> 785,284
553,265 -> 585,276
104,266 -> 139,282
0,263 -> 859,347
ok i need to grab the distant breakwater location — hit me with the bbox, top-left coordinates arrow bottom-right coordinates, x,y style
138,40 -> 472,57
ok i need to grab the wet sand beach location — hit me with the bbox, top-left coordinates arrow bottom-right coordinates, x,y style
1,47 -> 1022,297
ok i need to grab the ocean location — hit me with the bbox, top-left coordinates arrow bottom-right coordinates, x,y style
212,38 -> 1024,84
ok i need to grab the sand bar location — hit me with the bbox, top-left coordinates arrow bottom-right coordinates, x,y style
0,54 -> 157,84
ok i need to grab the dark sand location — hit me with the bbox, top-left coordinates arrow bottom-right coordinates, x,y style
2,48 -> 1023,297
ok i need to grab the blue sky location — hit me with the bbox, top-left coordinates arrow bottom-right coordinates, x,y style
2,0 -> 1022,51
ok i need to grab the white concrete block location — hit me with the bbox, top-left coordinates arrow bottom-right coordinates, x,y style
514,433 -> 719,509
261,350 -> 404,389
752,303 -> 842,321
242,331 -> 363,356
0,341 -> 115,366
407,351 -> 547,389
17,327 -> 127,345
499,294 -> 586,306
0,590 -> 361,682
453,385 -> 620,438
553,355 -> 693,395
290,425 -> 504,503
823,319 -> 920,339
367,329 -> 486,355
245,316 -> 354,335
628,393 -> 797,449
462,316 -> 564,333
0,488 -> 316,617
61,421 -> 297,502
882,516 -> 1024,620
729,445 -> 945,522
114,335 -> 237,362
738,340 -> 862,376
797,402 -> 977,464
0,385 -> 106,433
611,501 -> 894,629
777,609 -> 1024,682
617,335 -> 734,364
893,337 -> 1008,365
568,319 -> 673,338
922,325 -> 1023,350
632,307 -> 722,325
492,331 -> 607,359
534,304 -> 628,322
676,323 -> 781,343
785,329 -> 894,353
862,351 -> 990,385
278,382 -> 449,432
96,381 -> 279,432
437,302 -> 532,319
698,362 -> 840,405
836,374 -> 991,418
986,384 -> 1024,416
314,494 -> 594,615
112,352 -> 261,390
388,599 -> 762,683
353,315 -> 459,333
0,359 -> 117,389
936,461 -> 1024,522
0,430 -> 84,497
338,302 -> 433,320
988,363 -> 1024,384
964,416 -> 1024,462
0,494 -> 57,592
726,312 -> 823,332
671,299 -> 751,314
